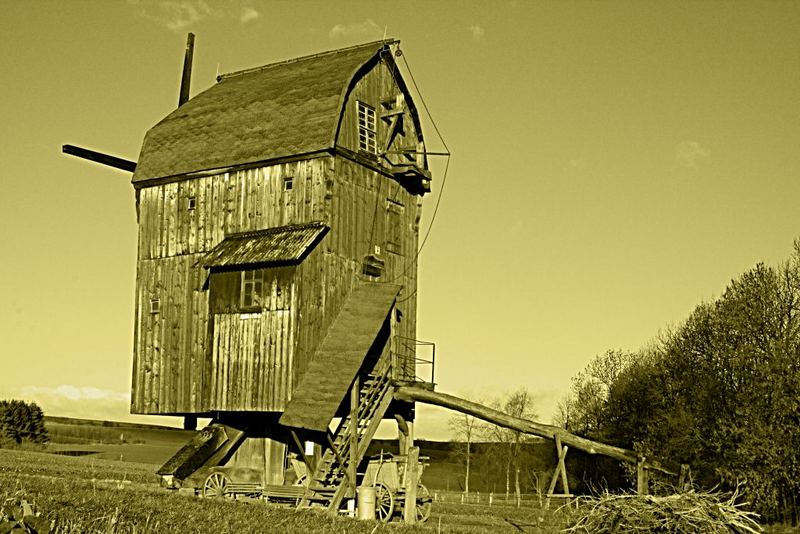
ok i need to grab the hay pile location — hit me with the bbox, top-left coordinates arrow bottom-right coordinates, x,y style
564,491 -> 762,533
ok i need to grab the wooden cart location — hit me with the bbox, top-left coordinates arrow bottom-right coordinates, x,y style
197,466 -> 306,504
362,453 -> 432,523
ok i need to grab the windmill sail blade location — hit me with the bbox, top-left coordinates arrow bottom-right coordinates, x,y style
62,144 -> 137,172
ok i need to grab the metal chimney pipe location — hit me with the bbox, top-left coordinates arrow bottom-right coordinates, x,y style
178,33 -> 195,107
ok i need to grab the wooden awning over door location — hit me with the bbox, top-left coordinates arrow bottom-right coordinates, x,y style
279,281 -> 401,431
201,222 -> 328,271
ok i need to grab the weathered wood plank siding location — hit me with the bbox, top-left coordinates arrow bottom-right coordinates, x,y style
132,56 -> 426,416
329,156 -> 419,380
132,158 -> 328,414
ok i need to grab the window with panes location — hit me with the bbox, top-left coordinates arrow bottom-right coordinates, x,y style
357,101 -> 377,154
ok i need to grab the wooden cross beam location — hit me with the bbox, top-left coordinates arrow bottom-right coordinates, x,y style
289,429 -> 314,475
546,434 -> 572,508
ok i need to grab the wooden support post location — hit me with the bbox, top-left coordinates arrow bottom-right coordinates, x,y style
678,463 -> 690,491
396,414 -> 409,456
403,446 -> 419,524
637,456 -> 649,495
183,415 -> 197,431
349,375 -> 359,498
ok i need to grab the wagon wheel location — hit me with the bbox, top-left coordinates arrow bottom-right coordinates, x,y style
203,472 -> 230,498
416,483 -> 432,523
294,474 -> 308,487
375,483 -> 394,522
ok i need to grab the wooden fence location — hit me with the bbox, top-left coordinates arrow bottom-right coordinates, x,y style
431,490 -> 574,509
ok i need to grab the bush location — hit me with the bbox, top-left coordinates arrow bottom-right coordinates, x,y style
566,490 -> 762,533
0,400 -> 49,446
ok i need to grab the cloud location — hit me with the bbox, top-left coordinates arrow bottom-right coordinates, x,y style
157,0 -> 215,31
132,0 -> 261,31
566,158 -> 586,171
328,19 -> 383,40
240,6 -> 260,24
2,385 -> 129,421
468,24 -> 485,41
2,385 -> 189,427
675,140 -> 709,168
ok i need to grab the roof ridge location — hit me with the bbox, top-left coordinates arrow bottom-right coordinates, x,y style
217,39 -> 398,82
225,221 -> 328,239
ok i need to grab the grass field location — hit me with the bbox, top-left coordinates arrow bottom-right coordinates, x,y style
0,448 -> 571,533
7,417 -> 790,533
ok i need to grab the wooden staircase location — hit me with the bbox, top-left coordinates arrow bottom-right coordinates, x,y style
298,362 -> 394,511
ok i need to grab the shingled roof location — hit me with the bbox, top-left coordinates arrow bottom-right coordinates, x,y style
132,40 -> 394,184
201,222 -> 328,270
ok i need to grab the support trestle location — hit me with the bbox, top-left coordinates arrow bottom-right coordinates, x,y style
546,434 -> 573,508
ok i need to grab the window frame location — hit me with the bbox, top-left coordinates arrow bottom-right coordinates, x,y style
240,269 -> 264,311
384,199 -> 405,255
357,101 -> 378,155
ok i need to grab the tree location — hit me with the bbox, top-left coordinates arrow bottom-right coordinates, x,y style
485,388 -> 537,499
559,349 -> 633,439
0,400 -> 49,445
561,239 -> 800,522
448,409 -> 481,493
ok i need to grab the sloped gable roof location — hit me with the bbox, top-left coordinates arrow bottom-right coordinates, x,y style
132,40 -> 393,184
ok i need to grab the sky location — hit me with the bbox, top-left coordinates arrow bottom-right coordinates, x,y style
1,1 -> 799,440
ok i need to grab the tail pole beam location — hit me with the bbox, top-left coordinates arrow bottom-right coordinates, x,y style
394,386 -> 675,475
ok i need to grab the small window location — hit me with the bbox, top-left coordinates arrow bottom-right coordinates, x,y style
385,200 -> 404,255
187,197 -> 196,210
150,299 -> 160,314
386,198 -> 405,214
240,270 -> 263,309
283,177 -> 293,191
357,101 -> 377,154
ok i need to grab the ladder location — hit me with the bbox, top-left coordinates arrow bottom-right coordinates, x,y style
298,363 -> 394,511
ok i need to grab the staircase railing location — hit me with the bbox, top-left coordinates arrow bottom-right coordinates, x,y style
298,362 -> 395,511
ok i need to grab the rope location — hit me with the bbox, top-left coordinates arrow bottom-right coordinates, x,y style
356,43 -> 451,301
381,44 -> 451,286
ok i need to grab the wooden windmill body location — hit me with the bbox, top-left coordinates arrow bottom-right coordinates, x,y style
117,39 -> 433,513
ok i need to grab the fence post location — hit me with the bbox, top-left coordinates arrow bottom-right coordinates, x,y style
489,492 -> 493,506
637,456 -> 649,495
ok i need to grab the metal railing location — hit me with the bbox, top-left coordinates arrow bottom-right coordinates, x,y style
393,336 -> 435,385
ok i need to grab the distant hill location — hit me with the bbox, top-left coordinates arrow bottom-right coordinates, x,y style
44,415 -> 185,431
